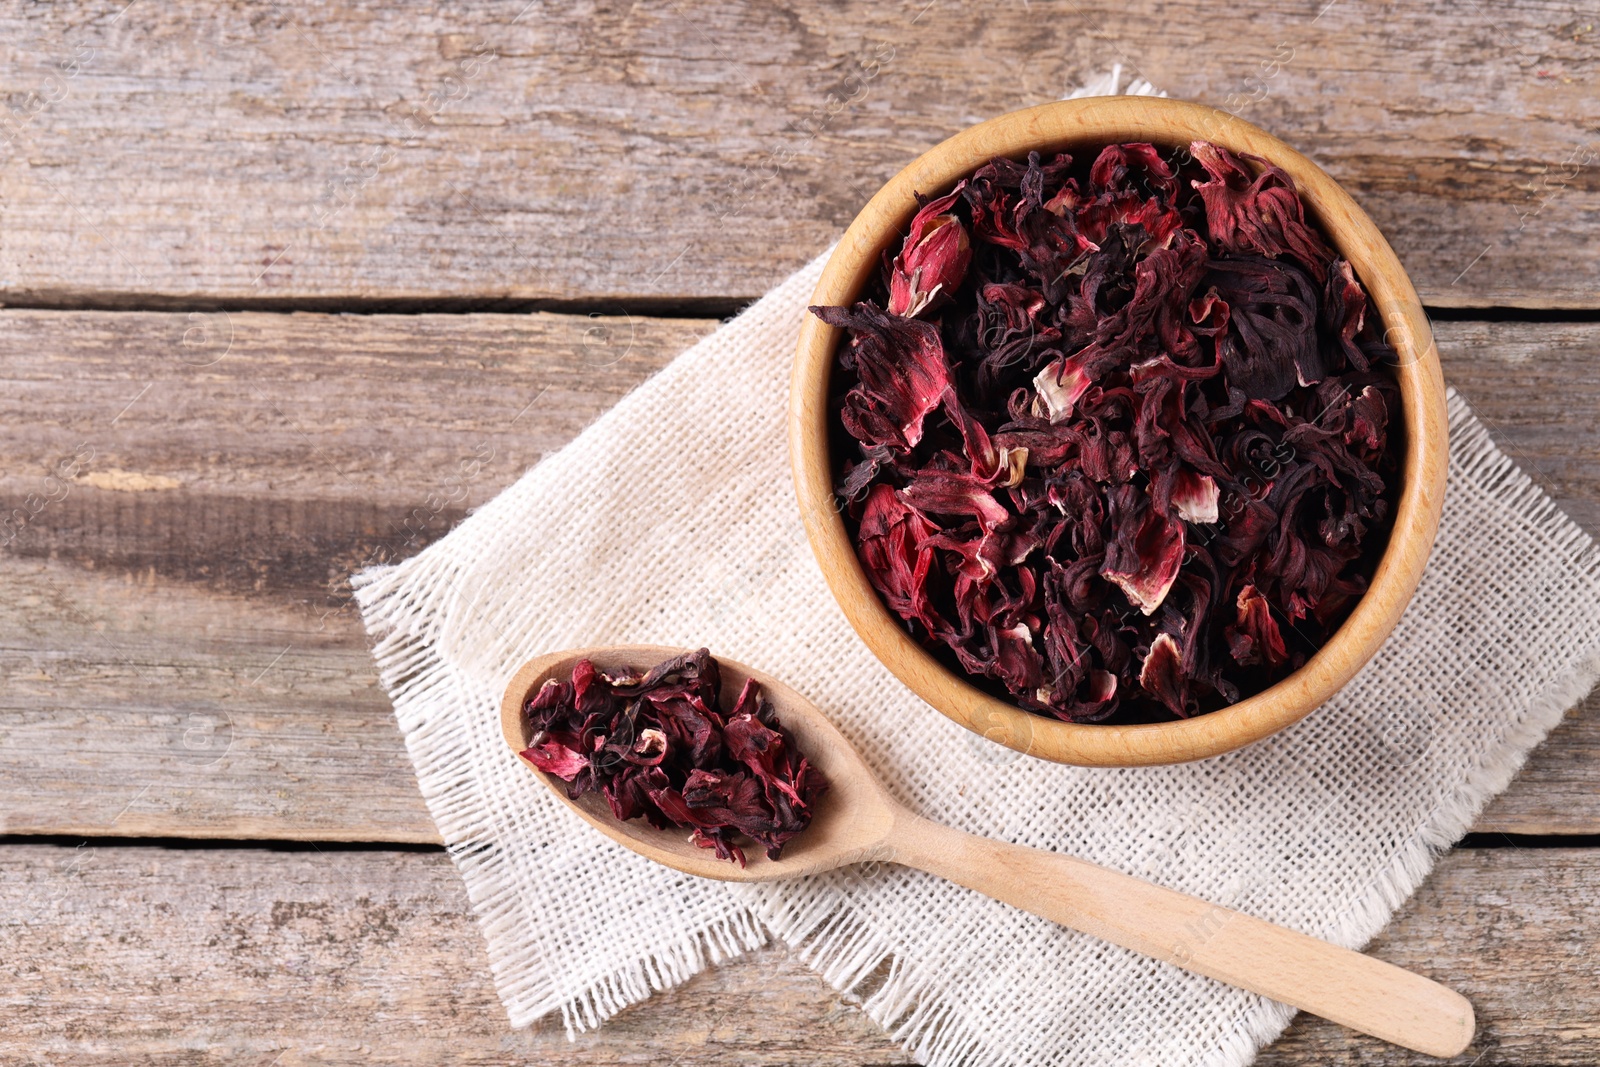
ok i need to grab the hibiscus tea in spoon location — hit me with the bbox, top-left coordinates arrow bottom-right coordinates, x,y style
504,645 -> 1474,1058
520,647 -> 827,866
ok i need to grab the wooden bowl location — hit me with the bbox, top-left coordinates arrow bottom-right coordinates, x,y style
789,97 -> 1448,767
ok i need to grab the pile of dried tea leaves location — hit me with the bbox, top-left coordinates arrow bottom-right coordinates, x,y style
815,142 -> 1400,723
522,649 -> 828,864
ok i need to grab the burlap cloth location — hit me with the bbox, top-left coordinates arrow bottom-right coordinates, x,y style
354,87 -> 1600,1067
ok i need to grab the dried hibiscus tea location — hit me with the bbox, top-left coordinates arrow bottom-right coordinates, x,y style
520,648 -> 829,865
814,141 -> 1401,724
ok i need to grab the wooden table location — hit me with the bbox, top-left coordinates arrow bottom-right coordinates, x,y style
3,2 -> 1597,1063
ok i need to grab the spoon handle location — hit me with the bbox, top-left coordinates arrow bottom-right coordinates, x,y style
887,813 -> 1473,1058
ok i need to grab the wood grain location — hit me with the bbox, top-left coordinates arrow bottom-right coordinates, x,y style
2,6 -> 1593,1063
0,0 -> 1594,310
0,843 -> 1594,1065
0,312 -> 1596,840
0,308 -> 700,841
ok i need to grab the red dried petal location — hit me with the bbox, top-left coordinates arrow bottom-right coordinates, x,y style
1138,632 -> 1187,716
809,302 -> 951,451
889,186 -> 973,318
1322,259 -> 1371,372
856,484 -> 942,633
1101,488 -> 1186,615
1171,470 -> 1220,524
1190,142 -> 1334,282
725,707 -> 807,810
899,469 -> 1012,532
1227,584 -> 1288,668
521,738 -> 587,780
1344,384 -> 1387,453
992,621 -> 1044,694
1089,142 -> 1177,198
1032,355 -> 1094,422
1207,257 -> 1325,400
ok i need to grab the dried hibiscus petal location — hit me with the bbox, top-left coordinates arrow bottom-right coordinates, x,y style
889,185 -> 973,318
857,484 -> 944,632
1139,632 -> 1187,717
815,141 -> 1399,723
1032,355 -> 1094,422
811,302 -> 951,452
1100,485 -> 1186,615
1189,142 -> 1335,282
524,735 -> 587,779
521,649 -> 828,865
1171,470 -> 1221,524
1227,583 -> 1290,669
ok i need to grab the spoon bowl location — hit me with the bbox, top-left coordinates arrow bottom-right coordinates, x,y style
499,644 -> 898,882
502,645 -> 1475,1059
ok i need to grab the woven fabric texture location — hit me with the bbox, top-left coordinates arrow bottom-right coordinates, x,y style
354,211 -> 1600,1067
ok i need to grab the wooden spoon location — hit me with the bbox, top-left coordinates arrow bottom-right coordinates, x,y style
501,645 -> 1474,1058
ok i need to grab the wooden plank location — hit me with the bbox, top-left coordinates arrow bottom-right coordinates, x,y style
1,843 -> 1595,1064
1,313 -> 1596,840
0,308 -> 701,841
0,844 -> 912,1065
1440,318 -> 1600,837
0,0 -> 1595,310
1262,845 -> 1600,1065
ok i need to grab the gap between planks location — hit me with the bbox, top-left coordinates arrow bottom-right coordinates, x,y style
2,833 -> 1599,850
3,295 -> 1600,322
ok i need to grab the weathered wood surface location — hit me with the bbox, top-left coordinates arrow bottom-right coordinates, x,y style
0,843 -> 1594,1065
3,3 -> 1594,1063
2,312 -> 1597,840
1442,317 -> 1600,837
0,1 -> 1595,311
0,308 -> 702,841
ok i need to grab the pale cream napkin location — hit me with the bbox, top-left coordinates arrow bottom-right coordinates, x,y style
355,95 -> 1600,1067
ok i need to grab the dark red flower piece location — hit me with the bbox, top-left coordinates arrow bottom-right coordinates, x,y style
900,469 -> 1012,533
1322,259 -> 1372,373
856,484 -> 943,633
889,185 -> 974,318
1139,632 -> 1187,717
1089,142 -> 1177,198
523,730 -> 587,779
809,302 -> 951,452
1227,584 -> 1289,668
1206,256 -> 1326,401
1344,384 -> 1388,452
1101,486 -> 1186,615
1189,141 -> 1335,282
1171,469 -> 1221,524
1032,354 -> 1094,422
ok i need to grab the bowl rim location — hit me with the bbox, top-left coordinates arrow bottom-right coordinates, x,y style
788,97 -> 1449,767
